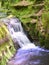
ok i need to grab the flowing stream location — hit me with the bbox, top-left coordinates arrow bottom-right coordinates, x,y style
1,17 -> 49,65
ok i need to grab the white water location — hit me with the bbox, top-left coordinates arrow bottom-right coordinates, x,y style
1,17 -> 49,52
1,17 -> 49,65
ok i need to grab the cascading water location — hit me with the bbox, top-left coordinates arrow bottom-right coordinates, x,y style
1,17 -> 49,65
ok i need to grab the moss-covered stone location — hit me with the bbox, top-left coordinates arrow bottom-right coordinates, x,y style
0,22 -> 16,65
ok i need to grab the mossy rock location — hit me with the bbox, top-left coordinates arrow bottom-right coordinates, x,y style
0,22 -> 16,65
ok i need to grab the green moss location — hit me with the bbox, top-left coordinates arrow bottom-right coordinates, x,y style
0,0 -> 49,49
0,23 -> 16,65
38,11 -> 49,48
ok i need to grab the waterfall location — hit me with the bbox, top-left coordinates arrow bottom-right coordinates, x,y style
1,17 -> 49,65
1,17 -> 49,52
7,18 -> 32,47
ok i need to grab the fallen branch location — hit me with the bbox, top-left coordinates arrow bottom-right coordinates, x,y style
32,3 -> 44,7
